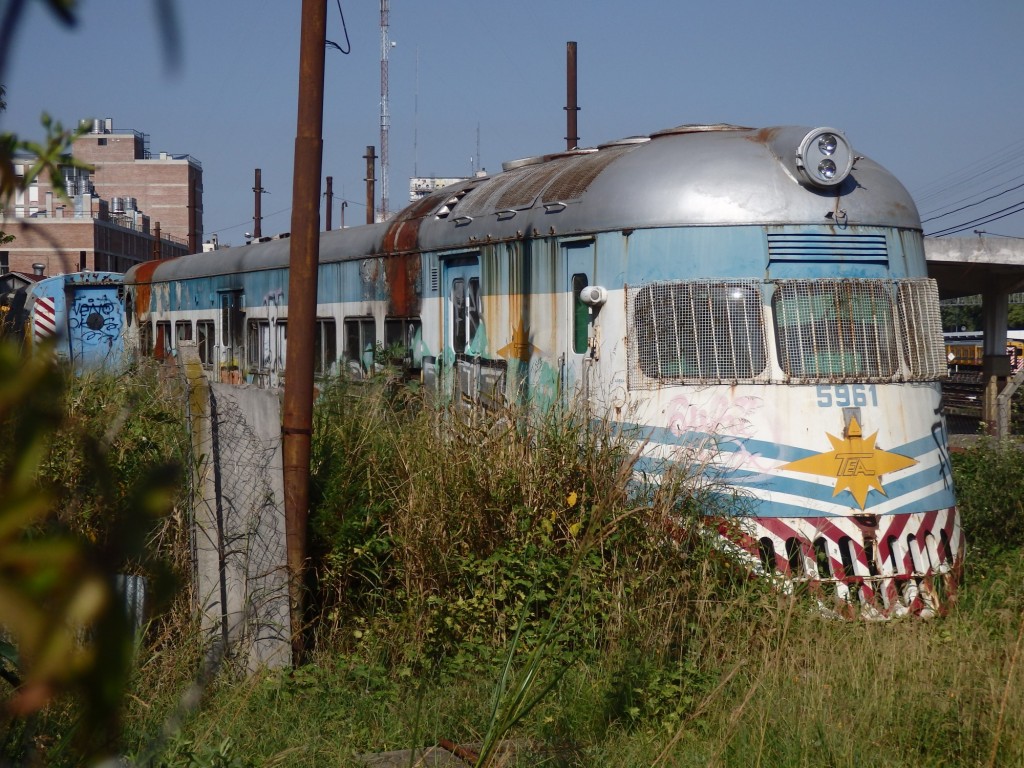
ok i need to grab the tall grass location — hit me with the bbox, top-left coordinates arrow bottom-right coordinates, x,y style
120,378 -> 1023,767
306,379 -> 749,678
9,369 -> 1024,767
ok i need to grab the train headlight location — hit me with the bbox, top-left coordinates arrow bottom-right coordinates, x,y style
796,127 -> 853,188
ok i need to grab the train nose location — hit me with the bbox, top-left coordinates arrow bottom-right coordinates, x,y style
750,507 -> 963,619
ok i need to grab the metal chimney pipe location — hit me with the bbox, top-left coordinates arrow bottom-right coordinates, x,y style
325,175 -> 333,231
253,168 -> 264,239
565,41 -> 579,151
364,145 -> 377,224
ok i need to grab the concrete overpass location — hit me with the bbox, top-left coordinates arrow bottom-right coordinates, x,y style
926,235 -> 1024,363
925,235 -> 1024,434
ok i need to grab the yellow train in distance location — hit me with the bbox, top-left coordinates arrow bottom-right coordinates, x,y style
945,331 -> 1024,373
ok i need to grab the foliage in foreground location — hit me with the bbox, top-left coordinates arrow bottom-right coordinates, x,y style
0,348 -> 186,765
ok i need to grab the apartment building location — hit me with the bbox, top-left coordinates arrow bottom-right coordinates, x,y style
0,117 -> 202,276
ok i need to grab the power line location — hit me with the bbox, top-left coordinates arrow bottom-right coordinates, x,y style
927,198 -> 1024,237
921,178 -> 1024,223
913,137 -> 1024,205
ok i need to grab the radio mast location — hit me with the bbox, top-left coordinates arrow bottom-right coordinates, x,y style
379,0 -> 390,219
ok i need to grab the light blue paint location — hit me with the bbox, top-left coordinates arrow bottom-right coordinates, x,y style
28,272 -> 125,373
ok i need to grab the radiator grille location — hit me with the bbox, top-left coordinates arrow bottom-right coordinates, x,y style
542,145 -> 633,202
767,232 -> 888,263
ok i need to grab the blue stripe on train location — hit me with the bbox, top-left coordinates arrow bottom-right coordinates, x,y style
629,426 -> 956,516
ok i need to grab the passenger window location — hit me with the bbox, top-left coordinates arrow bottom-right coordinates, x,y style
452,278 -> 466,354
385,317 -> 423,368
344,317 -> 376,375
197,320 -> 215,368
315,319 -> 338,375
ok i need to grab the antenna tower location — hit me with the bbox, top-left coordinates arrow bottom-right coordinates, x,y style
413,47 -> 419,177
379,0 -> 390,219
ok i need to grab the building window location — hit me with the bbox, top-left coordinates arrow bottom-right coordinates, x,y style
0,252 -> 8,276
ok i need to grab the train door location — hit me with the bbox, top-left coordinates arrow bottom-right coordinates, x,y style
219,289 -> 245,382
442,255 -> 482,406
66,281 -> 125,371
562,239 -> 596,403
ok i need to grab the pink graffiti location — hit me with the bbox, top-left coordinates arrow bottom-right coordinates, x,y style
665,393 -> 774,472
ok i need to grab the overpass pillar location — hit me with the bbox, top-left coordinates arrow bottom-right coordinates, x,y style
981,288 -> 1011,435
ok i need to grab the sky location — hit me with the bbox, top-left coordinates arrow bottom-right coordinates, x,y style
3,1 -> 1024,248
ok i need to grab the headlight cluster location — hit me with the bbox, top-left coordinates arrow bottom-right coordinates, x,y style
796,127 -> 854,188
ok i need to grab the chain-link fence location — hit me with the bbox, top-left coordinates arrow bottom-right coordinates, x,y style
173,344 -> 290,670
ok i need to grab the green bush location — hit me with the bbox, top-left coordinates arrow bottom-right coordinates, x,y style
951,437 -> 1024,560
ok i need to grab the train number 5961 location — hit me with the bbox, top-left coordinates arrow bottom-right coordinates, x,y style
816,384 -> 878,408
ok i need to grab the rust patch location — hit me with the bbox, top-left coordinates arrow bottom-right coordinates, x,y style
746,126 -> 783,145
381,189 -> 441,316
384,252 -> 421,316
130,260 -> 162,320
383,192 -> 442,254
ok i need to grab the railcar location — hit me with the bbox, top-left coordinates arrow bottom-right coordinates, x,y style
124,123 -> 962,618
7,270 -> 126,371
945,330 -> 1024,373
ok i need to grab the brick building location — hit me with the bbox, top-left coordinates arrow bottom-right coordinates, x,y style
0,117 -> 202,277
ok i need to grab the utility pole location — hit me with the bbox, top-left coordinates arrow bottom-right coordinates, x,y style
282,0 -> 327,665
253,168 -> 265,239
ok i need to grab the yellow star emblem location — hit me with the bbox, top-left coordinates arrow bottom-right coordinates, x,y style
780,417 -> 917,509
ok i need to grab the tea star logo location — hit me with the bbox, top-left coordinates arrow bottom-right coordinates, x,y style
781,417 -> 917,509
